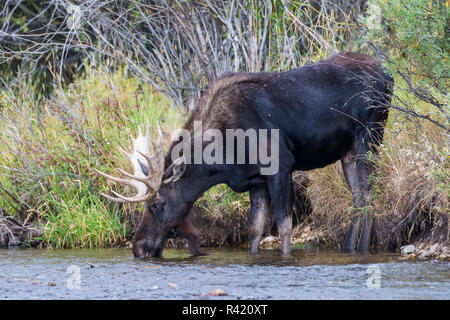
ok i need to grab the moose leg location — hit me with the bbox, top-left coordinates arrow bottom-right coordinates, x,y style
341,142 -> 372,252
178,210 -> 208,256
249,185 -> 270,253
266,171 -> 293,254
358,205 -> 372,252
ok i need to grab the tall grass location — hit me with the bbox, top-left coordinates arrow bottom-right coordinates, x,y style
0,64 -> 184,248
1,61 -> 447,250
306,78 -> 449,249
42,185 -> 127,248
1,64 -> 447,249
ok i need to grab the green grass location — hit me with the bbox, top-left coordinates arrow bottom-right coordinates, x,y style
0,63 -> 253,248
0,64 -> 186,248
196,184 -> 250,218
42,183 -> 128,248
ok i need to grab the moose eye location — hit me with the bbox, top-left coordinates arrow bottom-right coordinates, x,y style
151,201 -> 164,213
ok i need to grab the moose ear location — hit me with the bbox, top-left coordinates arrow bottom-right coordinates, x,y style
162,157 -> 186,184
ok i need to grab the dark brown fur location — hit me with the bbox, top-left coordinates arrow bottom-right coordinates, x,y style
135,52 -> 394,258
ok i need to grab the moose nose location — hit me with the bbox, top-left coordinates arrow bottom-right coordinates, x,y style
132,244 -> 146,259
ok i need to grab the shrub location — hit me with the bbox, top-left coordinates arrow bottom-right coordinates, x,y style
363,0 -> 448,129
0,65 -> 183,248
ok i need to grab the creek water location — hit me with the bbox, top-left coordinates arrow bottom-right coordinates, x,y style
0,247 -> 448,299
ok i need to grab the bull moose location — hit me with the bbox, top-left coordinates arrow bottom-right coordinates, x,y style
97,52 -> 393,258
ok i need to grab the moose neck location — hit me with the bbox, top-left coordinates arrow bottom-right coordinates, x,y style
160,163 -> 223,223
184,164 -> 223,199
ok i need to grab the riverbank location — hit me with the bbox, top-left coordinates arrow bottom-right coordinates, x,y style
244,229 -> 450,261
0,66 -> 448,257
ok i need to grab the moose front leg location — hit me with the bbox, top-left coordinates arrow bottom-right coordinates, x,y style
341,144 -> 372,252
178,210 -> 208,256
266,171 -> 294,254
249,185 -> 270,253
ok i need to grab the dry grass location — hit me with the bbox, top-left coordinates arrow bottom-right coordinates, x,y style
304,114 -> 449,250
371,120 -> 448,248
0,65 -> 183,248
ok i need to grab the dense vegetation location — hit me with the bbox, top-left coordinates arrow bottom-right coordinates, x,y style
0,0 -> 448,250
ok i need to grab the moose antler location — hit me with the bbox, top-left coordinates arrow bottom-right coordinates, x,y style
95,121 -> 165,203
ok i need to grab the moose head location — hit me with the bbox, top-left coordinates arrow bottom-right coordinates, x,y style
95,122 -> 189,258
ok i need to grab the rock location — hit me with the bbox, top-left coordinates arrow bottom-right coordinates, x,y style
437,246 -> 450,260
262,236 -> 276,244
418,250 -> 431,260
438,254 -> 448,260
414,243 -> 444,260
405,253 -> 416,260
442,246 -> 450,256
399,253 -> 416,260
400,245 -> 415,255
202,289 -> 227,297
428,243 -> 441,256
417,243 -> 426,250
47,282 -> 56,287
168,283 -> 177,289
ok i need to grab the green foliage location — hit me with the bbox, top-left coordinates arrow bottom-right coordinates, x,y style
0,65 -> 184,248
196,184 -> 250,217
0,62 -> 256,248
42,183 -> 128,248
365,0 -> 448,80
292,242 -> 309,249
363,0 -> 449,126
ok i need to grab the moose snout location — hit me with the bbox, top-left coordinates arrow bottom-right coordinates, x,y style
132,239 -> 164,259
132,239 -> 152,259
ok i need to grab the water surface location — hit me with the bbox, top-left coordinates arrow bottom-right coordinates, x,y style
0,248 -> 448,299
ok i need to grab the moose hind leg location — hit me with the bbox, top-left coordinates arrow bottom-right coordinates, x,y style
249,185 -> 270,253
358,206 -> 372,252
266,171 -> 293,254
341,144 -> 372,252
